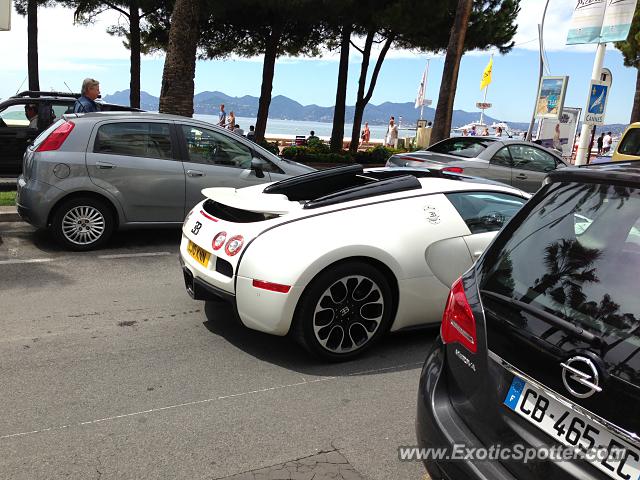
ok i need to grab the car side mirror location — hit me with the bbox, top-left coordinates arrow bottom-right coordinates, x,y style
251,157 -> 266,178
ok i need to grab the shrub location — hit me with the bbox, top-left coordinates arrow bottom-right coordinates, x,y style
259,140 -> 280,155
306,138 -> 330,154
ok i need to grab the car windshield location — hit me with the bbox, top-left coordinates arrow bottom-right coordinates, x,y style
479,182 -> 640,363
427,138 -> 494,158
618,128 -> 640,156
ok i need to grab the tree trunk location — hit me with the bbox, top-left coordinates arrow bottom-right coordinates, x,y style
129,0 -> 141,109
349,33 -> 394,153
632,66 -> 640,124
330,24 -> 352,153
159,0 -> 200,117
27,0 -> 39,91
254,27 -> 281,143
430,0 -> 473,145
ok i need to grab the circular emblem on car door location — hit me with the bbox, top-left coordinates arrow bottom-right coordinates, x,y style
561,356 -> 602,399
424,205 -> 440,224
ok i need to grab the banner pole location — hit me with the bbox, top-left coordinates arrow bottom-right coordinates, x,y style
575,43 -> 607,165
526,0 -> 550,141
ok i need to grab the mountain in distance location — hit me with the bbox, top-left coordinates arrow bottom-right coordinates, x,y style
104,89 -> 626,133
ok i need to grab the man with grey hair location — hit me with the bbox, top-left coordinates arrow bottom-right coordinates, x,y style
73,78 -> 101,113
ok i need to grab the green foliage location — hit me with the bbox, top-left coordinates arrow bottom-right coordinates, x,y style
615,5 -> 640,67
306,138 -> 330,153
259,140 -> 280,155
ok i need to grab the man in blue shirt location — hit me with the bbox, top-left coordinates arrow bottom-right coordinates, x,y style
217,104 -> 226,126
73,78 -> 101,113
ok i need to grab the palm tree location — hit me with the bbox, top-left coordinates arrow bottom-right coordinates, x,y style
158,0 -> 200,117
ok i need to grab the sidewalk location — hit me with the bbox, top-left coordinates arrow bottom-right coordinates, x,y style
0,206 -> 20,222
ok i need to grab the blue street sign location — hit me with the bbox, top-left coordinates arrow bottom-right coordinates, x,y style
584,81 -> 609,125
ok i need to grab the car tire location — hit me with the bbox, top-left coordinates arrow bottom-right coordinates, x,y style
293,261 -> 394,362
51,197 -> 114,251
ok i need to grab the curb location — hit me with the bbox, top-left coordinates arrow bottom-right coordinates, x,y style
0,207 -> 21,223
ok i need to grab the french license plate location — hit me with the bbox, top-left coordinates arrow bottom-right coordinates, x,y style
187,240 -> 211,268
505,377 -> 640,480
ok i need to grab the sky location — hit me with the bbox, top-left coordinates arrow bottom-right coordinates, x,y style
0,0 -> 637,124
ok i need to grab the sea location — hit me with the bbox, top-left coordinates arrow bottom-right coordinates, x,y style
194,114 -> 415,142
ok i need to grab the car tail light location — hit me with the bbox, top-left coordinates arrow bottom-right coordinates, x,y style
441,277 -> 477,353
442,166 -> 464,174
252,279 -> 291,293
36,121 -> 75,152
212,231 -> 227,251
225,235 -> 244,256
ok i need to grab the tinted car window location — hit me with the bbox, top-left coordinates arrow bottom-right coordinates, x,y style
490,147 -> 512,167
181,125 -> 252,169
94,122 -> 173,159
0,104 -> 31,127
480,183 -> 640,381
618,128 -> 640,156
428,138 -> 493,158
446,191 -> 526,234
508,145 -> 557,172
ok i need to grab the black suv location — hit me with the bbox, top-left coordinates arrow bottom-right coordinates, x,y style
0,91 -> 139,175
417,162 -> 640,479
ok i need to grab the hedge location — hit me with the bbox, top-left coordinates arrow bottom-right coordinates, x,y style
281,145 -> 407,165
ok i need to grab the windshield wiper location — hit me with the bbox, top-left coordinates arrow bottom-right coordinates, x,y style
480,290 -> 601,347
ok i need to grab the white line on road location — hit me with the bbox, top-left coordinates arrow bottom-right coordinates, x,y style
0,258 -> 53,265
98,252 -> 173,259
0,362 -> 422,441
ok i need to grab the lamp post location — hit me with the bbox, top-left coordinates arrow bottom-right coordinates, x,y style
526,0 -> 550,141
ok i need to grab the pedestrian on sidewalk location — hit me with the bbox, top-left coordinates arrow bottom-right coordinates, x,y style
360,122 -> 370,145
602,131 -> 612,153
217,104 -> 226,126
73,78 -> 101,114
385,117 -> 398,147
246,125 -> 256,142
597,132 -> 604,155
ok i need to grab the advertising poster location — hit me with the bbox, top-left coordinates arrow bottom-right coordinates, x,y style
567,0 -> 639,45
600,0 -> 639,42
536,107 -> 582,158
535,77 -> 569,119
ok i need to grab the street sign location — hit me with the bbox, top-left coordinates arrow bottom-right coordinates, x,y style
0,0 -> 10,31
476,102 -> 492,109
584,80 -> 610,125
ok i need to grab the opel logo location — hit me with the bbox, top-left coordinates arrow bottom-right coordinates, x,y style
560,356 -> 603,399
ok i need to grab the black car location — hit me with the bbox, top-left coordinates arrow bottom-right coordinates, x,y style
0,91 -> 139,175
417,161 -> 640,479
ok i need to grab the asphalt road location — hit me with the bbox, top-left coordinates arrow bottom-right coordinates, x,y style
0,223 -> 435,480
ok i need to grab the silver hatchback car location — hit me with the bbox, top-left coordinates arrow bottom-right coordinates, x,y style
17,112 -> 314,250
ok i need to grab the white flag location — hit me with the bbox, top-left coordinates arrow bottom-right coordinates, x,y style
415,62 -> 429,109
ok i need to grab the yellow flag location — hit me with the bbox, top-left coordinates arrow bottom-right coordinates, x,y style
480,56 -> 493,90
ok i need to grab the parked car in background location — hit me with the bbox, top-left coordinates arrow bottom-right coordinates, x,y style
612,122 -> 640,162
386,137 -> 566,193
16,112 -> 313,250
0,91 -> 140,175
417,162 -> 640,480
180,165 -> 528,361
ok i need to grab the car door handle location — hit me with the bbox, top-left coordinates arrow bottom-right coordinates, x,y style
96,161 -> 115,169
515,173 -> 527,179
187,170 -> 204,177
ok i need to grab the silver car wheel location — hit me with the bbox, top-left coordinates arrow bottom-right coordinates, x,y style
61,206 -> 106,246
312,275 -> 385,354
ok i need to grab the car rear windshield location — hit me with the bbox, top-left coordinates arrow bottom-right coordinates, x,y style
428,138 -> 494,158
618,128 -> 640,156
479,182 -> 640,375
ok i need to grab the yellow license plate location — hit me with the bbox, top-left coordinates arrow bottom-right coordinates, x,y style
187,241 -> 211,267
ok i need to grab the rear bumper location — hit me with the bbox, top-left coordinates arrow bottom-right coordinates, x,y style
16,176 -> 59,228
181,261 -> 235,303
416,338 -> 515,480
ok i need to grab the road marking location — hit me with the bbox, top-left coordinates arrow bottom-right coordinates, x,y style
0,258 -> 53,265
98,252 -> 173,259
0,362 -> 422,440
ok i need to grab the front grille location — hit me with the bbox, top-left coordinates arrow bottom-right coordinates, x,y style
215,257 -> 233,278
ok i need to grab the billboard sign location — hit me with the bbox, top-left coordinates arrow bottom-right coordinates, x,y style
0,0 -> 11,31
584,80 -> 610,125
535,76 -> 569,119
567,0 -> 639,45
536,107 -> 582,158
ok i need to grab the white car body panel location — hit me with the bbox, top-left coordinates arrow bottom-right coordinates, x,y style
180,173 -> 529,337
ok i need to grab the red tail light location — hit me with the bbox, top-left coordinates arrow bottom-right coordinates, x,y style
212,231 -> 227,251
440,277 -> 477,353
442,166 -> 464,174
252,279 -> 291,294
225,235 -> 244,256
36,121 -> 75,152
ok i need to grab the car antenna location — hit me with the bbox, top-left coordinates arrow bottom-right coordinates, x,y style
14,75 -> 27,95
63,82 -> 74,94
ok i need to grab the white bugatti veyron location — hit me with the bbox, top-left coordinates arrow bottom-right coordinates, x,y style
179,165 -> 529,361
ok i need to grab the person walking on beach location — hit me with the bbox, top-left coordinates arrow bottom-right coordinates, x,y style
217,104 -> 226,126
361,123 -> 371,145
385,117 -> 398,147
597,132 -> 604,155
73,78 -> 101,113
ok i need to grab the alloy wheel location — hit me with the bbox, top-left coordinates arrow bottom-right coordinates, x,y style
61,206 -> 106,246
